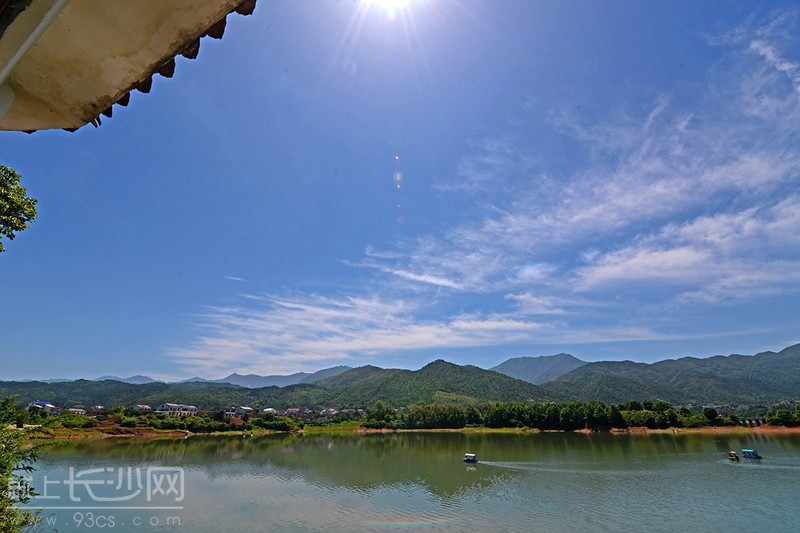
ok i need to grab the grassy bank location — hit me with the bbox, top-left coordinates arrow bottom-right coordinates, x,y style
25,426 -> 293,442
20,422 -> 800,442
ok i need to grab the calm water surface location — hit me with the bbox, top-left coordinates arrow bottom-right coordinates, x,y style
25,432 -> 800,532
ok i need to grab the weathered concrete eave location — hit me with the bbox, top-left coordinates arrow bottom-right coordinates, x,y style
0,0 -> 256,132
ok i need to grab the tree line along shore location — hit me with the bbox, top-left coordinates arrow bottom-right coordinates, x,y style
6,398 -> 800,437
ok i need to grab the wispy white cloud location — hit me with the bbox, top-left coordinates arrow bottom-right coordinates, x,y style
749,40 -> 800,96
171,7 -> 800,375
577,191 -> 800,301
643,95 -> 671,131
169,293 -> 561,376
577,247 -> 711,289
170,285 -> 711,376
369,8 -> 800,299
504,293 -> 569,316
435,137 -> 537,195
356,261 -> 464,290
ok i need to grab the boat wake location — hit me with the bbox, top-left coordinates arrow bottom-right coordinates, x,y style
723,461 -> 800,471
478,461 -> 538,471
478,461 -> 645,476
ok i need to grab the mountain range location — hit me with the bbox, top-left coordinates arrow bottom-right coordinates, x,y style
4,343 -> 799,408
74,353 -> 584,388
95,375 -> 159,385
178,366 -> 353,388
541,343 -> 800,405
89,367 -> 353,388
0,360 -> 557,409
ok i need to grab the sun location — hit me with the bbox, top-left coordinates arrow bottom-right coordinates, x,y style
325,0 -> 429,88
362,0 -> 415,20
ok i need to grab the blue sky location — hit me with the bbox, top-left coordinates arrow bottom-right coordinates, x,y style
2,0 -> 800,380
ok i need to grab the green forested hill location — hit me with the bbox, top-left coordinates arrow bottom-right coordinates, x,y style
542,343 -> 800,404
6,344 -> 799,409
0,360 -> 557,410
0,380 -> 273,409
317,360 -> 559,407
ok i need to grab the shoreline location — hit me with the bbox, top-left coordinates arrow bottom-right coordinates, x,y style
610,425 -> 800,435
24,424 -> 800,441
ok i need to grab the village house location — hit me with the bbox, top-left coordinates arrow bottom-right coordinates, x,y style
156,403 -> 197,417
224,406 -> 256,418
28,401 -> 57,414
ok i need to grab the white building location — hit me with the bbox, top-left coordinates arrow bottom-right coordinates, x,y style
28,401 -> 57,414
224,406 -> 256,418
156,403 -> 197,417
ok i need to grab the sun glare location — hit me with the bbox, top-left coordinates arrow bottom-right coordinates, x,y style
324,0 -> 431,93
363,0 -> 415,20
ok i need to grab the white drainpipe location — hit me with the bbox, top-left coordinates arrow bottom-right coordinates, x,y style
0,0 -> 71,120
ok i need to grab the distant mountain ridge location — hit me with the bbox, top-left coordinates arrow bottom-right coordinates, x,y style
96,375 -> 159,385
0,360 -> 558,409
208,366 -> 352,388
543,343 -> 800,405
491,353 -> 586,384
87,367 -> 354,388
9,344 -> 800,408
80,355 -> 584,389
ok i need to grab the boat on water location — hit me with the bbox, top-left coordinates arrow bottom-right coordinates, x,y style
463,453 -> 478,463
741,449 -> 762,459
728,451 -> 739,461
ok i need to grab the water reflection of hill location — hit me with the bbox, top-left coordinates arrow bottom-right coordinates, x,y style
41,432 -> 800,500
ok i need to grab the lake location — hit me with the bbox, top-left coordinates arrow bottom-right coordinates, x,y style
24,431 -> 800,532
